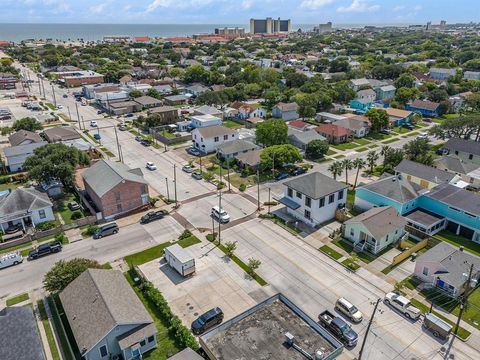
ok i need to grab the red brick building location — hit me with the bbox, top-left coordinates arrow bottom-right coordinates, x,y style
315,124 -> 353,144
54,70 -> 104,88
82,160 -> 149,220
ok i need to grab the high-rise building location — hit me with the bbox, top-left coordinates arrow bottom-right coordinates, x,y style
214,27 -> 246,39
314,22 -> 333,34
249,18 -> 291,35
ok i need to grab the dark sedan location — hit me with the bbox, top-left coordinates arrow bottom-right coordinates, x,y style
291,167 -> 307,176
275,172 -> 290,181
140,211 -> 164,224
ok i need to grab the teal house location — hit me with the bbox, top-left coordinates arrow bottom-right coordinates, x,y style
349,99 -> 373,113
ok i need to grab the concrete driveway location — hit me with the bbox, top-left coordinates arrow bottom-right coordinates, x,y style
139,240 -> 264,326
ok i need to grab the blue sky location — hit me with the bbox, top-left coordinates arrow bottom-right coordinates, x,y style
1,0 -> 476,24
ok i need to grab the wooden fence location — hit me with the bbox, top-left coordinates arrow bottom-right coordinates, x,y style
391,238 -> 429,266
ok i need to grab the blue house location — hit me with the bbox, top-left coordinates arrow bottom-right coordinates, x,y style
375,85 -> 396,101
383,107 -> 414,126
355,175 -> 480,242
349,99 -> 373,113
405,100 -> 441,117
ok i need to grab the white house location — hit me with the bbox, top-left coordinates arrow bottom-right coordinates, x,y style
226,102 -> 266,120
190,114 -> 222,129
192,125 -> 237,154
3,141 -> 48,172
279,172 -> 348,227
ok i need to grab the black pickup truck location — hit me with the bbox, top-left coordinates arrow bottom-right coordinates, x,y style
319,310 -> 358,347
28,242 -> 62,260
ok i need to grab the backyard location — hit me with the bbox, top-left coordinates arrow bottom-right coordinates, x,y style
56,192 -> 86,225
435,230 -> 480,257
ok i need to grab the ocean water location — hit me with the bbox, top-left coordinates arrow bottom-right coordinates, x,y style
0,23 -> 412,42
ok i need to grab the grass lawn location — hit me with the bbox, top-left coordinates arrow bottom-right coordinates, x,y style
45,102 -> 56,110
366,132 -> 392,140
442,114 -> 460,119
56,193 -> 85,225
82,130 -> 99,144
381,138 -> 399,144
0,180 -> 28,192
368,144 -> 377,149
37,300 -> 61,360
333,154 -> 345,159
347,189 -> 355,208
454,287 -> 480,330
6,292 -> 29,306
327,149 -> 336,155
354,138 -> 370,145
435,230 -> 480,257
432,118 -> 444,124
124,272 -> 180,359
356,147 -> 368,153
319,245 -> 343,260
331,238 -> 392,264
52,294 -> 81,358
332,142 -> 360,151
342,257 -> 360,270
228,173 -> 256,189
47,296 -> 73,360
222,120 -> 242,128
159,130 -> 176,139
100,147 -> 115,157
391,126 -> 411,134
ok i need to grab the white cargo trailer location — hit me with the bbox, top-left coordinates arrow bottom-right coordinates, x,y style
164,244 -> 195,277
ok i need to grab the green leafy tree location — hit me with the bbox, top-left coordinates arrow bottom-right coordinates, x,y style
146,88 -> 161,99
182,64 -> 209,83
43,258 -> 103,292
328,161 -> 343,180
224,241 -> 237,257
259,144 -> 302,171
305,140 -> 329,160
394,73 -> 416,89
394,87 -> 419,106
429,115 -> 480,141
383,148 -> 404,173
365,108 -> 389,132
366,150 -> 379,174
403,138 -> 433,165
255,119 -> 288,147
129,90 -> 143,98
13,117 -> 43,132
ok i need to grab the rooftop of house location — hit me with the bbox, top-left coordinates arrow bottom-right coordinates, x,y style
149,105 -> 178,113
433,155 -> 480,175
236,149 -> 262,167
408,99 -> 440,111
356,88 -> 376,97
405,209 -> 444,227
274,102 -> 298,112
191,114 -> 221,122
380,85 -> 396,92
383,107 -> 413,119
43,126 -> 80,142
0,307 -> 46,360
334,117 -> 368,131
0,187 -> 52,221
230,101 -> 258,113
345,206 -> 407,239
3,140 -> 48,157
200,294 -> 340,360
350,78 -> 369,86
429,67 -> 457,75
168,348 -> 203,360
425,183 -> 480,217
216,139 -> 258,155
195,125 -> 235,138
8,130 -> 43,147
60,269 -> 154,355
359,174 -> 424,204
82,159 -> 147,198
315,123 -> 352,137
108,100 -> 139,108
395,159 -> 457,185
134,95 -> 162,106
194,105 -> 222,115
284,172 -> 347,200
444,138 -> 480,157
288,128 -> 326,144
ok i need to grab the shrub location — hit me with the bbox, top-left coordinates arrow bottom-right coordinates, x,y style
247,258 -> 262,275
239,183 -> 246,192
36,221 -> 57,231
178,230 -> 192,240
85,224 -> 98,236
70,211 -> 82,220
206,233 -> 217,242
216,182 -> 225,190
224,241 -> 237,257
54,232 -> 68,244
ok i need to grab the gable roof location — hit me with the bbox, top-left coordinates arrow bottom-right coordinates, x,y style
274,102 -> 298,112
315,123 -> 352,137
0,187 -> 53,220
194,105 -> 222,115
408,100 -> 440,111
425,183 -> 480,216
359,175 -> 424,203
3,141 -> 48,157
236,149 -> 261,167
356,89 -> 376,97
8,130 -> 43,147
288,128 -> 326,144
43,126 -> 80,142
82,160 -> 147,198
433,155 -> 480,175
383,107 -> 413,119
284,172 -> 347,199
195,125 -> 235,139
345,206 -> 406,239
60,269 -> 153,355
134,95 -> 162,106
216,139 -> 258,155
395,159 -> 456,184
334,118 -> 368,131
288,120 -> 308,130
0,307 -> 46,360
444,138 -> 480,157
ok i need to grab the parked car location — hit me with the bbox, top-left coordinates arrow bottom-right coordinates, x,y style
423,313 -> 452,340
435,148 -> 444,155
93,133 -> 101,141
422,118 -> 432,123
90,120 -> 98,127
0,252 -> 23,269
275,172 -> 289,181
384,292 -> 421,320
57,104 -> 63,109
182,165 -> 194,173
192,171 -> 202,180
191,307 -> 224,335
291,167 -> 307,176
187,147 -> 201,156
146,162 -> 157,171
62,94 -> 68,98
417,132 -> 428,139
211,206 -> 230,223
318,310 -> 358,347
97,110 -> 104,115
28,242 -> 62,260
140,211 -> 164,224
118,125 -> 127,131
125,113 -> 134,118
403,124 -> 415,130
141,139 -> 151,147
335,298 -> 363,323
93,223 -> 119,239
68,202 -> 81,211
381,129 -> 392,134
135,136 -> 142,142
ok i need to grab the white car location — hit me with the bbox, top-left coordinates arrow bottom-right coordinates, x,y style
417,132 -> 428,139
0,252 -> 23,269
182,165 -> 194,173
384,292 -> 422,320
90,120 -> 98,127
146,162 -> 157,171
56,104 -> 63,109
211,206 -> 230,223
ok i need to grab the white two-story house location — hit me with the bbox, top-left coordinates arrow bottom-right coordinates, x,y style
279,172 -> 348,227
190,114 -> 222,129
192,125 -> 237,154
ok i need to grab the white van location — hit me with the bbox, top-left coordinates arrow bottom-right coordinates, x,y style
335,297 -> 363,323
211,206 -> 230,223
0,252 -> 23,269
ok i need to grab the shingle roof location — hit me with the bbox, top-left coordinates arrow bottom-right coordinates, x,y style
315,123 -> 352,137
444,138 -> 480,157
0,187 -> 53,220
359,175 -> 424,203
288,128 -> 326,144
425,183 -> 480,216
275,102 -> 298,112
194,105 -> 222,115
44,126 -> 80,142
60,269 -> 153,354
284,172 -> 347,199
395,159 -> 456,184
3,141 -> 48,157
0,307 -> 46,360
345,206 -> 406,239
408,100 -> 440,111
383,107 -> 413,119
168,348 -> 204,360
216,139 -> 258,155
82,160 -> 147,198
134,95 -> 162,106
8,130 -> 43,147
433,155 -> 480,175
195,125 -> 235,139
236,149 -> 261,167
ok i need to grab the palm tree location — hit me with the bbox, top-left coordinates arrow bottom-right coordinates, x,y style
342,159 -> 354,186
328,161 -> 343,180
353,158 -> 367,188
380,145 -> 391,157
366,150 -> 380,174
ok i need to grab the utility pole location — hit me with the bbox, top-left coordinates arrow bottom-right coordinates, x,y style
227,160 -> 231,192
165,178 -> 170,201
268,187 -> 271,214
75,102 -> 81,129
113,126 -> 122,162
40,77 -> 46,99
51,84 -> 57,107
173,164 -> 178,207
37,78 -> 42,96
199,156 -> 203,173
272,152 -> 275,178
67,106 -> 72,122
257,168 -> 261,211
358,298 -> 381,360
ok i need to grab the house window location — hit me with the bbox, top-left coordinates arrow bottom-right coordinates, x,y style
232,134 -> 235,138
287,187 -> 293,197
296,191 -> 302,199
201,137 -> 204,142
214,136 -> 219,142
455,151 -> 458,155
350,228 -> 354,236
148,336 -> 155,343
422,267 -> 429,276
319,197 -> 325,208
469,154 -> 473,160
338,190 -> 344,200
305,197 -> 311,208
224,135 -> 228,140
39,209 -> 46,219
304,210 -> 311,219
116,204 -> 122,212
328,194 -> 335,204
99,345 -> 108,358
141,185 -> 148,194
114,192 -> 121,201
140,340 -> 146,347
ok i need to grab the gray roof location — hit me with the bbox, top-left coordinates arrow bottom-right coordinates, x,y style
345,206 -> 406,239
217,139 -> 258,155
195,125 -> 235,139
168,348 -> 204,360
60,269 -> 154,354
444,138 -> 480,157
82,159 -> 147,198
284,172 -> 347,200
288,129 -> 326,145
430,67 -> 457,75
0,187 -> 53,220
8,130 -> 43,147
3,141 -> 48,158
44,126 -> 80,142
356,89 -> 376,97
194,105 -> 222,115
0,307 -> 46,360
425,183 -> 480,216
150,105 -> 178,113
134,95 -> 162,106
351,78 -> 369,86
417,242 -> 480,289
405,209 -> 444,227
109,100 -> 139,108
236,149 -> 261,167
275,102 -> 298,112
334,118 -> 368,131
433,155 -> 480,175
395,159 -> 456,184
359,175 -> 424,203
117,323 -> 157,350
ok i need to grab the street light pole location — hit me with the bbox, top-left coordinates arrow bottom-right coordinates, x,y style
165,178 -> 170,201
75,102 -> 81,129
51,84 -> 57,107
257,168 -> 260,211
218,190 -> 222,244
358,298 -> 381,360
173,164 -> 178,207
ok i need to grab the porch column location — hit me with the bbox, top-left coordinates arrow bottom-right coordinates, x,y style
0,222 -> 4,233
20,217 -> 26,232
456,224 -> 461,235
